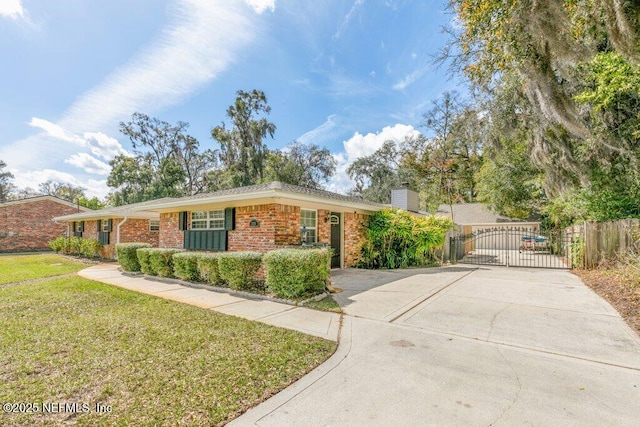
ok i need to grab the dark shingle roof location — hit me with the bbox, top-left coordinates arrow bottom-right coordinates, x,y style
142,181 -> 383,208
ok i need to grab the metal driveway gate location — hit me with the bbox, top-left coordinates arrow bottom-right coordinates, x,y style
449,226 -> 575,269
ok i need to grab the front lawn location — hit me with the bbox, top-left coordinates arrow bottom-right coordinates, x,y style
0,253 -> 89,285
0,276 -> 336,426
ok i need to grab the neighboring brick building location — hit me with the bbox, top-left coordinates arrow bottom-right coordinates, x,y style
53,199 -> 162,259
0,196 -> 91,252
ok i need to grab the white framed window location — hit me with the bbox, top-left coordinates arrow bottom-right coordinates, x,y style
191,210 -> 225,230
149,220 -> 160,232
102,220 -> 110,233
300,209 -> 317,243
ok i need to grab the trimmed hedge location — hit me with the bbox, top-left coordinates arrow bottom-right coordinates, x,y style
218,251 -> 263,291
172,252 -> 201,281
116,243 -> 152,272
264,248 -> 330,299
136,248 -> 155,275
149,248 -> 185,277
196,253 -> 224,286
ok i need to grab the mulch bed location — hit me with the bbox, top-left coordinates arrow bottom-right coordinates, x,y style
574,263 -> 640,336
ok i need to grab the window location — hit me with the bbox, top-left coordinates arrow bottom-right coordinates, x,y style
191,210 -> 225,230
150,220 -> 160,232
300,209 -> 317,243
102,220 -> 110,233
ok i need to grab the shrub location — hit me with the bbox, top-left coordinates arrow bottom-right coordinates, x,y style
136,248 -> 155,275
264,248 -> 330,299
49,236 -> 102,258
79,238 -> 103,258
359,208 -> 454,269
117,243 -> 152,272
196,252 -> 224,286
172,252 -> 201,281
49,236 -> 67,253
149,248 -> 184,277
218,252 -> 263,291
69,236 -> 83,255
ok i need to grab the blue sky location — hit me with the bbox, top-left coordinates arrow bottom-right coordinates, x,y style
0,0 -> 462,199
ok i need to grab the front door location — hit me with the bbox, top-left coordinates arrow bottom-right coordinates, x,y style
330,212 -> 342,268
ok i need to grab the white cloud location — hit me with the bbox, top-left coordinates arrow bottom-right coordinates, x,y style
64,153 -> 111,176
245,0 -> 275,14
326,123 -> 420,194
83,132 -> 130,160
28,118 -> 76,142
0,0 -> 25,20
297,115 -> 338,145
27,117 -> 129,162
58,0 -> 262,134
9,168 -> 108,199
392,65 -> 429,90
333,0 -> 364,40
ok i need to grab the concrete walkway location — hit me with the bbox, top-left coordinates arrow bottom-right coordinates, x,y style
78,264 -> 340,341
233,265 -> 640,426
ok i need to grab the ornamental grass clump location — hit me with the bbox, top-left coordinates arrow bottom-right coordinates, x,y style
359,208 -> 454,269
264,248 -> 330,299
218,252 -> 263,291
116,243 -> 152,272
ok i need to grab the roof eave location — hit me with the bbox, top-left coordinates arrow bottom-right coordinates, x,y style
137,188 -> 383,213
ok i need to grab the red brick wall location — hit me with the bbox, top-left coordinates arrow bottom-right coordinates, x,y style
344,212 -> 370,267
317,209 -> 331,245
159,212 -> 183,248
157,205 -> 370,268
120,219 -> 159,247
0,199 -> 82,252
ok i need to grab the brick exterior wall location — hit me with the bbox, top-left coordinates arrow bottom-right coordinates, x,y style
76,218 -> 159,259
159,212 -> 183,248
120,219 -> 159,248
157,204 -> 370,268
344,212 -> 370,267
0,198 -> 82,252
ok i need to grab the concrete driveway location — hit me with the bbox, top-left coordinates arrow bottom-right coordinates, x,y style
232,266 -> 640,426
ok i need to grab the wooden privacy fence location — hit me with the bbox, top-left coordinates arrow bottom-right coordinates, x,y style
566,219 -> 640,268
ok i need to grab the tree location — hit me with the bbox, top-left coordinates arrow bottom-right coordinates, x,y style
39,181 -> 86,203
211,90 -> 276,187
347,141 -> 411,204
265,142 -> 336,189
0,159 -> 14,202
441,0 -> 640,224
401,92 -> 483,210
108,113 -> 214,205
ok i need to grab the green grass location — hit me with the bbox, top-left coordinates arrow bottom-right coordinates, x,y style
0,254 -> 89,285
304,295 -> 342,313
0,276 -> 336,426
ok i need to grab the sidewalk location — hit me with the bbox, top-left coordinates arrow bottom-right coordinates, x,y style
78,264 -> 341,342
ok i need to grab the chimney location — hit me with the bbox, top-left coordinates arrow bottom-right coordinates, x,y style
391,183 -> 419,213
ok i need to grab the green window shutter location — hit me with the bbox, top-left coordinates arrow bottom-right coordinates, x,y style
80,221 -> 85,232
224,208 -> 235,231
72,221 -> 77,232
179,212 -> 188,230
96,220 -> 102,232
107,219 -> 113,232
